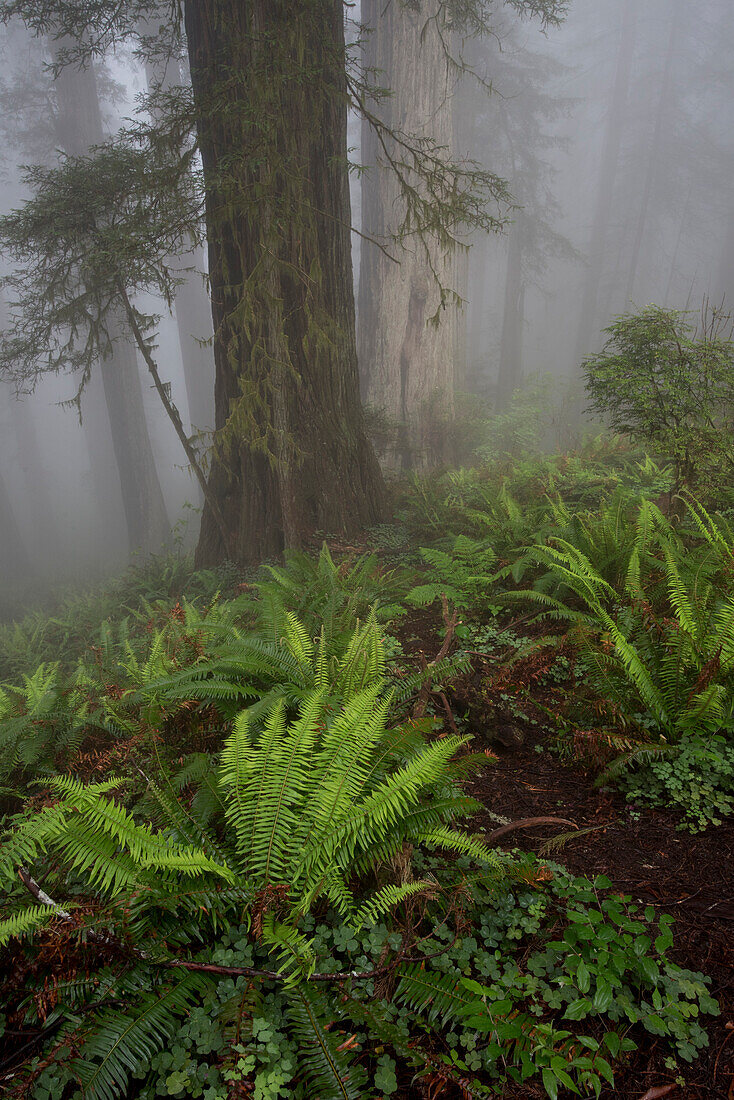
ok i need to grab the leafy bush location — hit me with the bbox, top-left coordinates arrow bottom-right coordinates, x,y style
470,376 -> 579,464
449,862 -> 717,1097
584,305 -> 734,491
8,853 -> 716,1100
621,734 -> 734,832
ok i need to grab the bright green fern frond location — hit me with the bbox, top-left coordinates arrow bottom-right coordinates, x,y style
283,612 -> 315,669
0,903 -> 56,947
353,879 -> 435,929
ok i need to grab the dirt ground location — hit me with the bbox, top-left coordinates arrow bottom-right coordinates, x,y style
397,605 -> 733,1100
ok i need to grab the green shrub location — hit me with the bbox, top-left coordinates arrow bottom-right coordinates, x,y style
584,305 -> 734,491
6,850 -> 717,1100
621,734 -> 734,832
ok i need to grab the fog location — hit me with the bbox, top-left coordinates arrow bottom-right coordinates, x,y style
1,0 -> 732,602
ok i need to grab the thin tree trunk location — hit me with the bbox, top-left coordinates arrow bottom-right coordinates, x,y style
0,466 -> 30,580
185,0 -> 385,567
663,181 -> 694,307
714,210 -> 734,310
0,294 -> 57,559
138,23 -> 215,439
358,0 -> 458,470
78,368 -> 129,555
496,219 -> 525,410
51,42 -> 170,556
572,0 -> 636,365
624,8 -> 679,304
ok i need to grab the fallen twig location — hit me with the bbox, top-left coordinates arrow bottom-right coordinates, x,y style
17,869 -> 453,985
482,817 -> 578,845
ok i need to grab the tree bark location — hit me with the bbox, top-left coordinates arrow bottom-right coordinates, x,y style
624,5 -> 679,305
186,0 -> 385,567
358,0 -> 458,470
51,42 -> 170,557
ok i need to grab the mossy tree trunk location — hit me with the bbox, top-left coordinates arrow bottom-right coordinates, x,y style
185,0 -> 385,567
358,0 -> 459,471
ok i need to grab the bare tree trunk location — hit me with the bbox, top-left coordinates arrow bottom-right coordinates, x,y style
168,263 -> 215,437
358,0 -> 458,470
0,466 -> 30,580
0,295 -> 57,560
714,210 -> 734,309
624,6 -> 679,304
78,369 -> 129,554
572,0 -> 636,365
51,43 -> 170,556
138,23 -> 215,439
663,181 -> 694,307
186,0 -> 385,567
496,219 -> 525,410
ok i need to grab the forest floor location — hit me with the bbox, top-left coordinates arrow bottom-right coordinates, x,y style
396,607 -> 734,1100
2,506 -> 733,1099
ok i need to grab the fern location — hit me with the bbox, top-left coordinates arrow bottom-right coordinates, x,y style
408,536 -> 498,613
285,985 -> 368,1100
0,903 -> 56,947
70,972 -> 210,1100
395,962 -> 475,1024
1,682 -> 491,979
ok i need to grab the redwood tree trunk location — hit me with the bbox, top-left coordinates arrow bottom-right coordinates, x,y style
186,0 -> 384,567
0,467 -> 29,580
358,0 -> 458,470
624,5 -> 679,304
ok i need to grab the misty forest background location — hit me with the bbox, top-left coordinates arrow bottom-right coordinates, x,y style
1,0 -> 732,590
2,2 -> 734,1100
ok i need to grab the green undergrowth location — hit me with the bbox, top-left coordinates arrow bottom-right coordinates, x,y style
0,431 -> 731,1098
3,848 -> 718,1100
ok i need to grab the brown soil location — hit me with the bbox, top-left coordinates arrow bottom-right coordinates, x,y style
457,677 -> 734,1100
392,602 -> 734,1098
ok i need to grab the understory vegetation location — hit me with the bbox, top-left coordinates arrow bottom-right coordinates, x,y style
1,402 -> 731,1099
